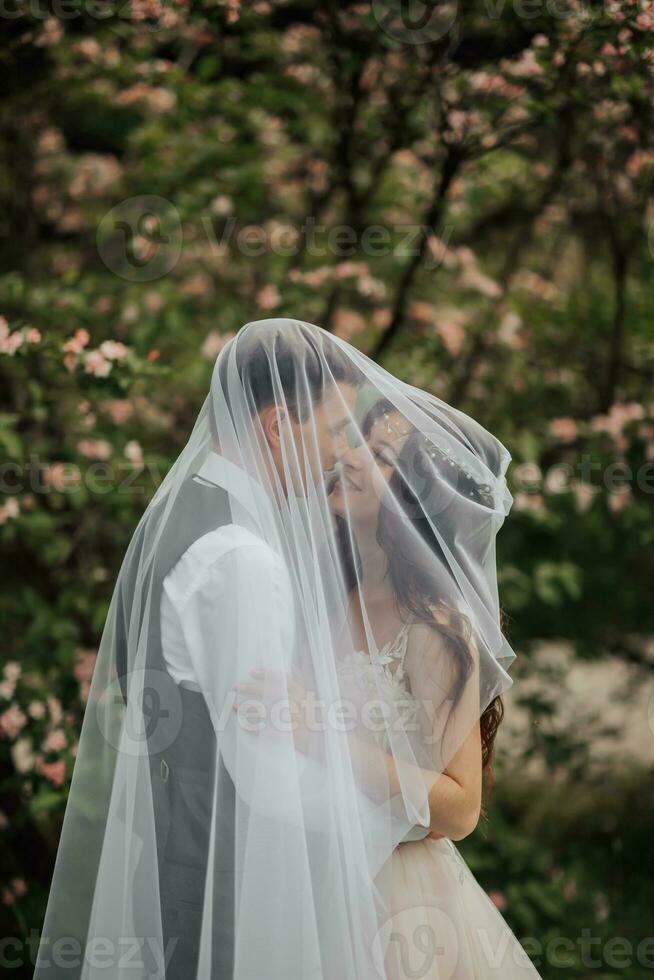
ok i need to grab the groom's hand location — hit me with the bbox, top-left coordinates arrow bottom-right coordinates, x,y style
232,668 -> 311,752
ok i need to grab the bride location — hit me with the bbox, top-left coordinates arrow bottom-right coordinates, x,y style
326,396 -> 542,979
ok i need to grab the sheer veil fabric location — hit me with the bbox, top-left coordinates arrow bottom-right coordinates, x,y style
34,318 -> 517,979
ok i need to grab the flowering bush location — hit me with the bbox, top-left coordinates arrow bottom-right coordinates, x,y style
1,1 -> 654,975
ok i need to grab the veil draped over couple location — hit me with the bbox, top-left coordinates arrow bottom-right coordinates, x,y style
34,318 -> 541,979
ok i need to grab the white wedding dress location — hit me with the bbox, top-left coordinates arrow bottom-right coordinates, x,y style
343,624 -> 542,980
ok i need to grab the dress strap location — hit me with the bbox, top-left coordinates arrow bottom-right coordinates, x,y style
392,621 -> 411,666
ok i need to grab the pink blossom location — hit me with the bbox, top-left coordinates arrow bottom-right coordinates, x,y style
10,878 -> 27,897
74,650 -> 96,703
498,312 -> 525,349
63,328 -> 90,354
84,349 -> 112,377
143,291 -> 162,313
77,439 -> 112,461
256,285 -> 281,310
0,497 -> 20,524
572,481 -> 597,513
36,757 -> 66,787
333,309 -> 366,341
550,418 -> 578,443
0,315 -> 8,339
125,440 -> 144,467
488,890 -> 507,910
47,695 -> 63,726
43,729 -> 67,753
509,49 -> 544,78
334,261 -> 369,281
35,16 -> 62,46
3,662 -> 20,683
28,701 -> 46,720
100,399 -> 133,425
99,340 -> 127,361
435,320 -> 465,357
210,195 -> 233,216
2,888 -> 15,906
73,38 -> 101,59
371,308 -> 391,330
608,488 -> 632,512
11,737 -> 35,773
591,402 -> 645,437
201,331 -> 235,361
43,462 -> 81,491
563,879 -> 577,901
0,705 -> 28,739
460,266 -> 502,299
1,331 -> 24,356
513,462 -> 542,488
513,493 -> 545,513
409,301 -> 434,324
0,679 -> 15,699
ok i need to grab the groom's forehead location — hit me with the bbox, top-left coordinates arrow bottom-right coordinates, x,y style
319,380 -> 359,417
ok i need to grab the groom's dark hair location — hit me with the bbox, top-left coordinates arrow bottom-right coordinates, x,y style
209,319 -> 360,439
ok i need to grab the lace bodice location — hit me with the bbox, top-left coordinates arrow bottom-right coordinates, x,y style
339,622 -> 432,844
340,621 -> 415,753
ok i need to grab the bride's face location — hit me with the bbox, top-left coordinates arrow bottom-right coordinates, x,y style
328,409 -> 412,529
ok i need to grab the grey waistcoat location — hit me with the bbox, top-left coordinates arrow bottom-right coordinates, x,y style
115,474 -> 238,979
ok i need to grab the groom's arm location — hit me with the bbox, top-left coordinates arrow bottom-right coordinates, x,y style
170,528 -> 316,819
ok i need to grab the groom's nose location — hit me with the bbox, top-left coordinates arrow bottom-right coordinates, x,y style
338,443 -> 364,470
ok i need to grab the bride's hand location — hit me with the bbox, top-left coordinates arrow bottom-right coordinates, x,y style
232,667 -> 311,753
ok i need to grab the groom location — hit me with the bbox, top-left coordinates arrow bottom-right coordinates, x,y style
115,320 -> 359,978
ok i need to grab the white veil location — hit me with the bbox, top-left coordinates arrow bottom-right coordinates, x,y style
33,317 -> 515,979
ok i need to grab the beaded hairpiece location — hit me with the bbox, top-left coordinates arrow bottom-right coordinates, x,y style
381,410 -> 493,499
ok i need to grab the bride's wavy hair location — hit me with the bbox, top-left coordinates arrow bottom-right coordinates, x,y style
357,397 -> 506,793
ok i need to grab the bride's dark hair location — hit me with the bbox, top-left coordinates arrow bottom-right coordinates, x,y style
340,397 -> 506,795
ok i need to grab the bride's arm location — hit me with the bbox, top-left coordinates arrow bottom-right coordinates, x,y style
235,623 -> 482,841
341,716 -> 481,842
339,622 -> 483,841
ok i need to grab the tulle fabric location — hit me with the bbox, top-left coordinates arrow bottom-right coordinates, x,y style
33,318 -> 520,979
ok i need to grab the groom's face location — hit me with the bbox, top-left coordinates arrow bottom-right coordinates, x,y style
266,381 -> 356,495
302,381 -> 358,479
260,381 -> 358,496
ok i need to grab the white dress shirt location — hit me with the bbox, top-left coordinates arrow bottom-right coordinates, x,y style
160,451 -> 295,726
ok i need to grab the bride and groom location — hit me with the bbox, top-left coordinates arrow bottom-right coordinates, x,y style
35,317 -> 540,979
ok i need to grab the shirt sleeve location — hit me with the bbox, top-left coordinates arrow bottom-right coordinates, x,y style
175,536 -> 295,722
174,534 -> 310,819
